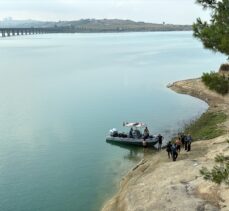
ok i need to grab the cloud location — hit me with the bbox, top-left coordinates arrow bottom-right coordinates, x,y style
0,0 -> 208,24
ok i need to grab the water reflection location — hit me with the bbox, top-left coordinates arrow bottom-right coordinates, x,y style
123,148 -> 143,162
107,142 -> 157,162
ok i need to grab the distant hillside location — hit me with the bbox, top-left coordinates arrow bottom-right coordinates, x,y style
0,19 -> 192,32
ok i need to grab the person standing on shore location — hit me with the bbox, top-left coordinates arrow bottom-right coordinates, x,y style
175,137 -> 181,153
171,143 -> 178,161
184,135 -> 188,151
180,133 -> 185,148
166,141 -> 172,159
186,134 -> 192,152
157,134 -> 163,151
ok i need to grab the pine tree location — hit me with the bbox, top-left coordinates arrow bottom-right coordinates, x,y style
193,0 -> 229,59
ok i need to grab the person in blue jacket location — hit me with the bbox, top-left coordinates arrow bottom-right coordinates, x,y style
171,143 -> 178,161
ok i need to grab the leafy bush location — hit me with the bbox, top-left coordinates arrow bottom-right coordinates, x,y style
202,72 -> 229,95
200,154 -> 229,185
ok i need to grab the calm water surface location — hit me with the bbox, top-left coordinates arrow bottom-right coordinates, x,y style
0,32 -> 226,211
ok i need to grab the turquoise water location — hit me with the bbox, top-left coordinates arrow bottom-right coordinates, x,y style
0,32 -> 226,211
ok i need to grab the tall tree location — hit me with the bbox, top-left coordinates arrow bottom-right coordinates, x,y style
193,0 -> 229,58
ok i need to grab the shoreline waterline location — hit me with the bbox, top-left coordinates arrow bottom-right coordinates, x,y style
0,32 -> 225,211
102,77 -> 229,211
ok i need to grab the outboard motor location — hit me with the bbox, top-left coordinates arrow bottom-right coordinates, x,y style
109,128 -> 118,137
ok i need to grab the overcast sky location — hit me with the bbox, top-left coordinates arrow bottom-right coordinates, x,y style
0,0 -> 209,24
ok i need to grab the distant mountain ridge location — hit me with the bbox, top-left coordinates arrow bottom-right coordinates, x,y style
0,19 -> 192,32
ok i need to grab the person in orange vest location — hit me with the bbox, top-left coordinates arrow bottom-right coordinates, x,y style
175,137 -> 182,153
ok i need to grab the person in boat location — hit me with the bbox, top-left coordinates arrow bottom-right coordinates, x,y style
134,129 -> 142,138
166,141 -> 172,159
129,128 -> 133,138
157,134 -> 163,151
143,127 -> 149,140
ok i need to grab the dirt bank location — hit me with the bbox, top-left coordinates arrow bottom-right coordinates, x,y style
102,78 -> 229,211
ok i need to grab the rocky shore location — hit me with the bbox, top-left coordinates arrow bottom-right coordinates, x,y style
102,78 -> 229,211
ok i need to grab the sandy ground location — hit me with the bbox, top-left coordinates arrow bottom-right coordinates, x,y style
102,78 -> 229,211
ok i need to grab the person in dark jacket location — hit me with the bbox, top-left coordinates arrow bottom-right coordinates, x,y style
157,134 -> 163,151
171,143 -> 178,161
186,134 -> 192,152
129,128 -> 133,138
143,127 -> 149,140
180,133 -> 185,148
166,141 -> 172,159
184,135 -> 188,151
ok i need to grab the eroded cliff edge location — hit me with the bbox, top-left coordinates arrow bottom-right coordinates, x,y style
102,78 -> 229,211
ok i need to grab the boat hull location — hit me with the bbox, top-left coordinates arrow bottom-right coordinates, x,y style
106,136 -> 158,147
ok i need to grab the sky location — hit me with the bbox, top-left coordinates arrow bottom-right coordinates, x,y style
0,0 -> 209,24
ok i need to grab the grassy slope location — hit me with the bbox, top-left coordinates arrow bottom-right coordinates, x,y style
184,111 -> 227,140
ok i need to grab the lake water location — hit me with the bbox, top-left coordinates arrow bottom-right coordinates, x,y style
0,32 -> 226,211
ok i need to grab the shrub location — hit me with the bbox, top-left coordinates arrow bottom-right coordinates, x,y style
200,153 -> 229,185
201,72 -> 229,95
